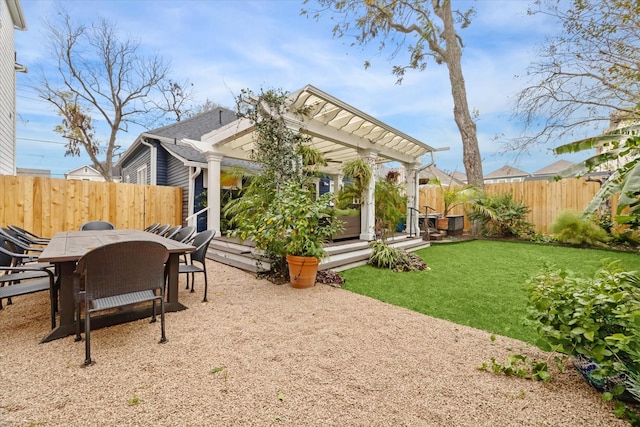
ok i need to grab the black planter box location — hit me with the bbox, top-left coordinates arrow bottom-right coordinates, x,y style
446,215 -> 464,236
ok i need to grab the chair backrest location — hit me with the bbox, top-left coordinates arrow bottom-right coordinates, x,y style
153,224 -> 171,235
144,223 -> 160,233
171,226 -> 195,243
76,241 -> 169,301
1,227 -> 30,247
0,228 -> 31,254
0,236 -> 15,267
80,221 -> 116,231
8,225 -> 48,241
163,225 -> 182,239
190,229 -> 216,264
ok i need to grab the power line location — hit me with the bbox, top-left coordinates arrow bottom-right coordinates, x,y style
17,137 -> 66,145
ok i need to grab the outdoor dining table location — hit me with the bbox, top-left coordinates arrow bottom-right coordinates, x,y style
38,229 -> 195,343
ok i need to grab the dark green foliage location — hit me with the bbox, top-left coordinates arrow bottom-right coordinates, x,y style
224,88 -> 341,274
550,210 -> 611,247
374,179 -> 406,239
368,241 -> 428,272
527,260 -> 640,389
467,192 -> 534,238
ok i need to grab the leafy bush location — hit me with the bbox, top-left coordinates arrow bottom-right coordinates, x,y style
467,192 -> 534,238
550,210 -> 611,247
368,241 -> 429,272
375,179 -> 406,239
527,261 -> 640,392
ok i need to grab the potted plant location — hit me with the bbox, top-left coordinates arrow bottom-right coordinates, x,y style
432,178 -> 478,235
264,181 -> 343,287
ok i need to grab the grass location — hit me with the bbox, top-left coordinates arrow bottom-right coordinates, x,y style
340,239 -> 640,348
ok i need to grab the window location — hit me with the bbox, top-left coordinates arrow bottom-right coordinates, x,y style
137,165 -> 148,184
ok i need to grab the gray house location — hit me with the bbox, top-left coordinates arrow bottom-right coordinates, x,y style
116,108 -> 255,230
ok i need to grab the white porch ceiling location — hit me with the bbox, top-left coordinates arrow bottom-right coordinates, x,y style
200,84 -> 435,174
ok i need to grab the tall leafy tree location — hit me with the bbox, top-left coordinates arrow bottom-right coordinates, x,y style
303,0 -> 484,187
36,9 -> 172,181
509,0 -> 640,150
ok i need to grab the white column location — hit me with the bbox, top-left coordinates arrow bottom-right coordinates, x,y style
404,162 -> 420,236
204,152 -> 223,232
359,151 -> 378,241
332,173 -> 343,195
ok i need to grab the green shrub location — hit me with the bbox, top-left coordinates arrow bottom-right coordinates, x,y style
550,210 -> 610,247
467,192 -> 534,238
527,260 -> 640,386
368,241 -> 429,272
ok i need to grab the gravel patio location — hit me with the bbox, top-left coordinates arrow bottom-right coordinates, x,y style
0,260 -> 626,426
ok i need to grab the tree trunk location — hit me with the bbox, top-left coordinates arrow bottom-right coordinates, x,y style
435,1 -> 484,189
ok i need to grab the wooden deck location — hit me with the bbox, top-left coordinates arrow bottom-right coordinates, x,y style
207,233 -> 431,273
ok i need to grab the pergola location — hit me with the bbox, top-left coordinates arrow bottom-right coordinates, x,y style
185,84 -> 437,240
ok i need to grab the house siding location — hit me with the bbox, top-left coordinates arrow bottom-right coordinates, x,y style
156,141 -> 168,185
166,153 -> 189,224
0,0 -> 17,175
121,145 -> 150,184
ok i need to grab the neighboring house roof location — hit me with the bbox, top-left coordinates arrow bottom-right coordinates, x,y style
64,165 -> 104,180
484,165 -> 530,180
419,165 -> 465,187
450,170 -> 467,184
532,159 -> 575,176
16,167 -> 50,178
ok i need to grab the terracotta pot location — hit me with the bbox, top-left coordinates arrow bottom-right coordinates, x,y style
436,217 -> 449,231
286,255 -> 320,288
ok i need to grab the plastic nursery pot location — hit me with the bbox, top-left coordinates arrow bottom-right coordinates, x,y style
285,255 -> 320,289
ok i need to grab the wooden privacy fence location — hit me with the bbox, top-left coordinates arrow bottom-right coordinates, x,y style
419,178 -> 615,234
0,175 -> 182,237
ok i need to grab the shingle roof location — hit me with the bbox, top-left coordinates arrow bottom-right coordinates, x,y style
484,165 -> 530,179
147,108 -> 238,141
532,160 -> 575,176
160,142 -> 259,170
419,165 -> 465,186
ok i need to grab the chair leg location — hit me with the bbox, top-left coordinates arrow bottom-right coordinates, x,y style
202,269 -> 208,303
159,297 -> 167,344
84,308 -> 92,365
150,298 -> 157,323
75,301 -> 82,342
190,272 -> 195,293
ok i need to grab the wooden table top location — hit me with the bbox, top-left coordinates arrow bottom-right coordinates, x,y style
39,229 -> 195,263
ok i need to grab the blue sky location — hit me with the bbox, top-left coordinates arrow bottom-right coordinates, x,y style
15,0 -> 594,178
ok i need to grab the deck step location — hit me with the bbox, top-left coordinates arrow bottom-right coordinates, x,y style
207,236 -> 429,274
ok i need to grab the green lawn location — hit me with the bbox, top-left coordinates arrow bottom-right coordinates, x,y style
340,239 -> 640,347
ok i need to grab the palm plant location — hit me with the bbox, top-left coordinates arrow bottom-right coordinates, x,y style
554,123 -> 640,229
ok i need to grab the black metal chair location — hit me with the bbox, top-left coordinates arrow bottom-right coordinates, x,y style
144,223 -> 161,233
0,228 -> 47,267
0,236 -> 57,326
153,224 -> 171,236
171,226 -> 196,244
73,240 -> 169,365
79,220 -> 115,231
179,229 -> 215,302
162,225 -> 182,240
7,225 -> 50,245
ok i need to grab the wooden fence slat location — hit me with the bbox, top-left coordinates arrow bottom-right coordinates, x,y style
1,176 -> 181,234
419,178 -> 616,234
